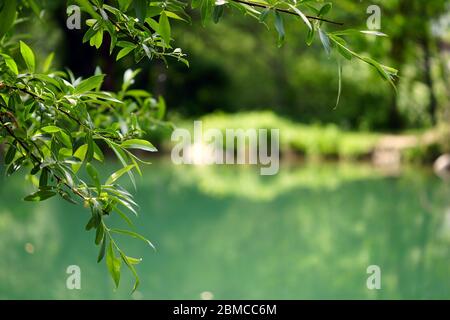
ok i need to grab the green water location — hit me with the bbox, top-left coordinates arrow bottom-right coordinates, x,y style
0,160 -> 449,300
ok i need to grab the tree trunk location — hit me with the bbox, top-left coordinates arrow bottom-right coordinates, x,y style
421,36 -> 438,125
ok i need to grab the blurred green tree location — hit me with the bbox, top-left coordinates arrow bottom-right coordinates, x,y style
375,0 -> 448,127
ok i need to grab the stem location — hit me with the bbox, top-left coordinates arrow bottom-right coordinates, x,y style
0,116 -> 88,201
7,84 -> 87,128
231,0 -> 344,26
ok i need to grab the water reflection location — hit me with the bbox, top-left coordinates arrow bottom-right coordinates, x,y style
0,160 -> 449,299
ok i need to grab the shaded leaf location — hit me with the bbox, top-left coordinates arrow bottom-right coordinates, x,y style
0,0 -> 16,40
24,190 -> 56,202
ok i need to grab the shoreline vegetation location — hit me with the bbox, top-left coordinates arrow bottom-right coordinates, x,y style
155,111 -> 450,166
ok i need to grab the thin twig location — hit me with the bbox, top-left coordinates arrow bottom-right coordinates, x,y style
231,0 -> 344,26
4,83 -> 92,130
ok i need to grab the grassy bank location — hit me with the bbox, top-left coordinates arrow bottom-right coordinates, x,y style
201,112 -> 381,159
159,111 -> 449,163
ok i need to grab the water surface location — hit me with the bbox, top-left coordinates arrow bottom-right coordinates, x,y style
0,161 -> 449,299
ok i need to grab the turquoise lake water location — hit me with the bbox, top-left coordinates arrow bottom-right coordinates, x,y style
0,160 -> 449,299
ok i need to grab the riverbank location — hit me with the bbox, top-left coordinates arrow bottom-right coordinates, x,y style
158,111 -> 449,166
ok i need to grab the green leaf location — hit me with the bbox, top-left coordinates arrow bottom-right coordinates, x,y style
73,144 -> 87,173
332,29 -> 388,38
318,3 -> 332,17
20,41 -> 36,73
95,222 -> 104,245
287,4 -> 312,30
106,165 -> 135,185
199,0 -> 214,26
86,163 -> 101,194
159,11 -> 171,46
97,237 -> 106,263
58,164 -> 75,188
7,158 -> 23,176
4,144 -> 16,165
75,138 -> 103,166
360,30 -> 388,37
337,45 -> 352,60
57,131 -> 72,149
145,17 -> 160,33
336,60 -> 342,109
86,133 -> 95,163
59,190 -> 78,205
121,139 -> 157,152
134,0 -> 147,22
93,142 -> 105,162
1,54 -> 18,75
74,74 -> 105,94
107,142 -> 136,188
259,8 -> 270,22
83,26 -> 97,44
0,0 -> 17,40
165,11 -> 188,22
42,52 -> 55,73
114,207 -> 134,228
319,29 -> 331,56
106,241 -> 121,288
274,11 -> 285,46
119,251 -> 140,293
191,0 -> 201,9
85,216 -> 97,231
41,125 -> 62,133
39,169 -> 48,188
76,0 -> 101,18
24,190 -> 56,202
306,27 -> 315,46
27,0 -> 41,18
90,30 -> 104,49
118,0 -> 132,11
212,5 -> 224,24
116,46 -> 135,61
124,256 -> 142,265
110,228 -> 155,250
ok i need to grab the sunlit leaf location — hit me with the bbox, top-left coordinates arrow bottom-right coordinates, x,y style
121,139 -> 157,152
20,41 -> 35,73
106,165 -> 135,185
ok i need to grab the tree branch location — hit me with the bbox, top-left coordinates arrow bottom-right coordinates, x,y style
231,0 -> 344,26
0,95 -> 88,201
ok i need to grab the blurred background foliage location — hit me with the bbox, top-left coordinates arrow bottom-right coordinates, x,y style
26,0 -> 450,132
